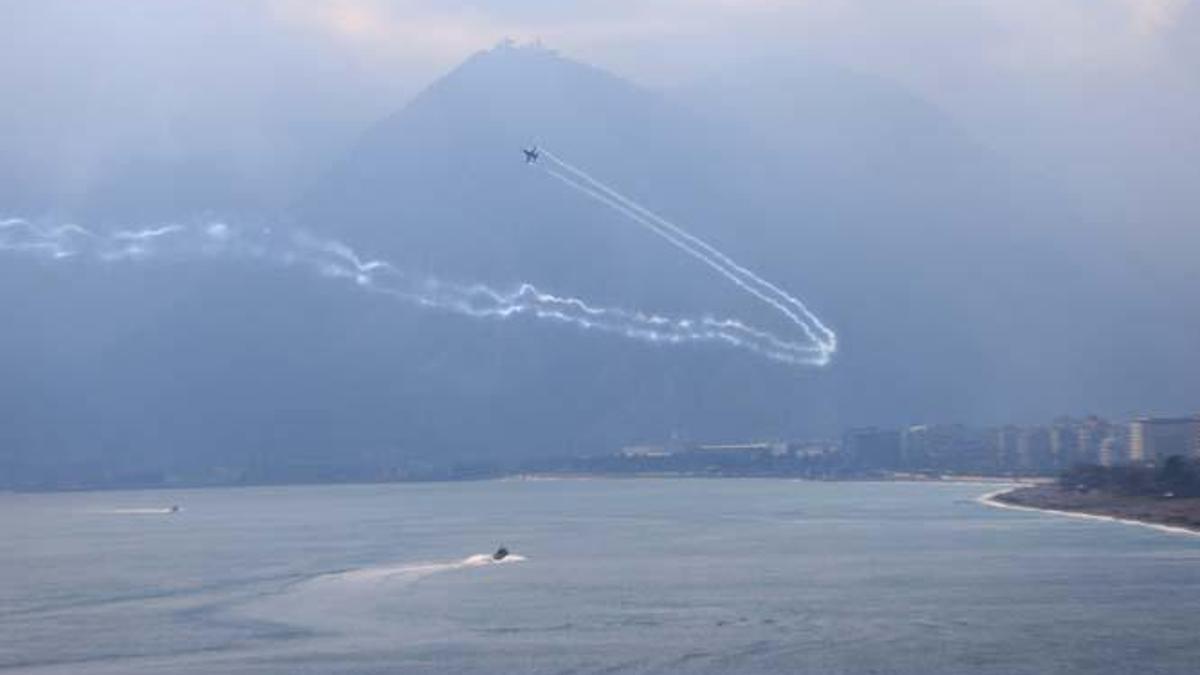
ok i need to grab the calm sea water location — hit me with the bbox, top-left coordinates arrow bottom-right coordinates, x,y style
2,479 -> 1199,674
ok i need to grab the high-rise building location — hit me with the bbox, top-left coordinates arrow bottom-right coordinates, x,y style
992,426 -> 1022,472
1049,418 -> 1081,469
1075,416 -> 1112,465
900,424 -> 984,471
843,427 -> 902,469
1017,426 -> 1052,472
901,425 -> 931,468
1098,435 -> 1121,467
1129,416 -> 1200,464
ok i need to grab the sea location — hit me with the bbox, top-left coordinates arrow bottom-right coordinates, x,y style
2,479 -> 1199,674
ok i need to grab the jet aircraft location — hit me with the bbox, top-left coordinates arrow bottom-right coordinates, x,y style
523,146 -> 540,163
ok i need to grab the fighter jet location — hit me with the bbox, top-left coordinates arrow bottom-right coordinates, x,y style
523,146 -> 540,163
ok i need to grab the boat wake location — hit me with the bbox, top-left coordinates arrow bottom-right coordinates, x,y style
90,507 -> 180,516
225,552 -> 529,645
320,553 -> 528,585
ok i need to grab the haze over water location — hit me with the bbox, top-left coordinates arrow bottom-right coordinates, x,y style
3,479 -> 1199,674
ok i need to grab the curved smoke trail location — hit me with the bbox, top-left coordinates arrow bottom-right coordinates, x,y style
0,216 -> 831,366
538,149 -> 836,364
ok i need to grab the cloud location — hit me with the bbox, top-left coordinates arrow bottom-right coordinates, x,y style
268,1 -> 518,65
1122,0 -> 1189,35
263,0 -> 737,70
257,0 -> 1197,94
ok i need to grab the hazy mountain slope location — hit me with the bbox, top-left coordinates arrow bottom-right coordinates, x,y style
677,57 -> 1199,422
294,42 -> 836,454
2,43 -> 1196,488
297,43 -> 1076,433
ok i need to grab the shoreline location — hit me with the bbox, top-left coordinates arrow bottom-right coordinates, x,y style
2,472 -> 1040,496
505,472 -> 1047,484
979,486 -> 1200,538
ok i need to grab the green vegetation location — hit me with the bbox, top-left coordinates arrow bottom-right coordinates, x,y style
1060,456 -> 1200,498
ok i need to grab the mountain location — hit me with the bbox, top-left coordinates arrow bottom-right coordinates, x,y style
294,42 -> 1116,436
1,42 -> 1196,488
293,42 -> 831,458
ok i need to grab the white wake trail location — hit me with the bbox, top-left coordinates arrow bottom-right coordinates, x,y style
539,149 -> 835,363
0,217 -> 829,366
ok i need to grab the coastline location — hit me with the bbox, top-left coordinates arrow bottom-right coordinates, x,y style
504,472 -> 1047,484
3,472 -> 1043,496
979,485 -> 1200,538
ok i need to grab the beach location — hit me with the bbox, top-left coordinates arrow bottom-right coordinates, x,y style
983,484 -> 1200,536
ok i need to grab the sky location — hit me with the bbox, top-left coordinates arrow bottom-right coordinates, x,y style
2,0 -> 1197,219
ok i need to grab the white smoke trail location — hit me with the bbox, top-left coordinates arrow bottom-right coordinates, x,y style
0,217 -> 829,366
542,168 -> 828,358
542,150 -> 829,328
539,149 -> 836,362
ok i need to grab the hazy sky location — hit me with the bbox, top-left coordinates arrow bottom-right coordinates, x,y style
2,0 -> 1197,215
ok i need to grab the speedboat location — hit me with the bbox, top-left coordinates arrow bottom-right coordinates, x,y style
492,546 -> 509,561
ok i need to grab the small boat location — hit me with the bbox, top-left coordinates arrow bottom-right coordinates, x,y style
492,546 -> 509,561
168,505 -> 180,513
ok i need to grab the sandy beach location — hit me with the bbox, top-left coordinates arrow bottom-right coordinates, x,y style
981,484 -> 1200,537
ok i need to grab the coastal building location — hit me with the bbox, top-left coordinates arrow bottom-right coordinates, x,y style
1098,435 -> 1129,467
1129,416 -> 1200,464
789,440 -> 838,459
900,424 -> 983,471
1049,419 -> 1081,470
619,445 -> 670,458
843,427 -> 902,469
675,442 -> 777,467
900,425 -> 932,468
993,425 -> 1023,472
693,442 -> 775,457
1076,416 -> 1112,465
956,428 -> 995,473
1017,426 -> 1052,472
